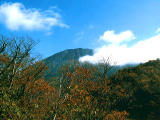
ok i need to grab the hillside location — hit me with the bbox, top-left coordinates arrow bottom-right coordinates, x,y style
110,59 -> 160,120
43,48 -> 93,80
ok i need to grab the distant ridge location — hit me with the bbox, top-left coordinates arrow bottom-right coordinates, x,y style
43,48 -> 93,80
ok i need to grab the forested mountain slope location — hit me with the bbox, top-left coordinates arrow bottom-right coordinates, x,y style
43,48 -> 93,80
110,59 -> 160,120
43,48 -> 138,81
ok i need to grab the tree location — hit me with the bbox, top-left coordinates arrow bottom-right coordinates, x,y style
51,62 -> 130,120
0,36 -> 49,119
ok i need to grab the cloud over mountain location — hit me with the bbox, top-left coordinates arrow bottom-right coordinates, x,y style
80,29 -> 160,65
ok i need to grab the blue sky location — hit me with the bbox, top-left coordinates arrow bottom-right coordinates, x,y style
0,0 -> 160,64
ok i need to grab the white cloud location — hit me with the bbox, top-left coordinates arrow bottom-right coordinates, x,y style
99,30 -> 135,44
0,2 -> 68,31
80,30 -> 160,65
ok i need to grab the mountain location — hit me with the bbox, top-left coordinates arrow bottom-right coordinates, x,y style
43,48 -> 138,81
43,48 -> 93,81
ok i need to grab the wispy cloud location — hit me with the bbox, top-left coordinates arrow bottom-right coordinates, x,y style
80,29 -> 160,65
0,2 -> 69,31
74,32 -> 84,44
157,28 -> 160,33
88,24 -> 94,29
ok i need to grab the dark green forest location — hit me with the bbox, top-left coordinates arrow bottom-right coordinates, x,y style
1,36 -> 160,120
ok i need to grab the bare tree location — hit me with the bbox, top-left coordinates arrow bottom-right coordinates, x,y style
0,35 -> 47,120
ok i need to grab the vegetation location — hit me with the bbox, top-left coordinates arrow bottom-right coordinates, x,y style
1,36 -> 160,120
110,60 -> 160,119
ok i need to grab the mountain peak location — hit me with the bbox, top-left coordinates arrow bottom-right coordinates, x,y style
43,48 -> 93,80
